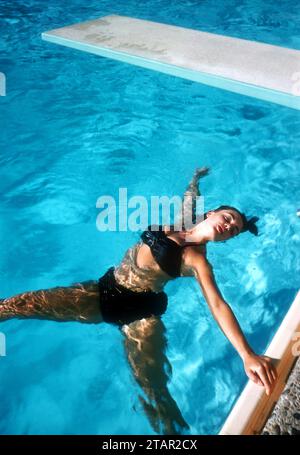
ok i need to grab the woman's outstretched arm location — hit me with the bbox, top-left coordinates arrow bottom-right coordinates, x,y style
121,315 -> 189,435
0,281 -> 102,323
174,167 -> 209,231
185,248 -> 278,396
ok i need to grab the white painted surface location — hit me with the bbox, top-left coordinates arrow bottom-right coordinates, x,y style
42,15 -> 300,109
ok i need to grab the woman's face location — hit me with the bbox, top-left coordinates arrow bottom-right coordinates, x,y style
204,208 -> 244,242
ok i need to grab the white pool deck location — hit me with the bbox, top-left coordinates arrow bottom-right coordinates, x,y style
41,15 -> 300,110
220,290 -> 300,435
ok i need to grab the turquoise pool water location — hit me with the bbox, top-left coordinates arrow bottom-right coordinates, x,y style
0,0 -> 300,435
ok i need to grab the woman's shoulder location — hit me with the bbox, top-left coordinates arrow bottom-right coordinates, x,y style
181,244 -> 207,268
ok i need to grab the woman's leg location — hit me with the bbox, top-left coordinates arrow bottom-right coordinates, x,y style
0,281 -> 103,323
122,316 -> 189,435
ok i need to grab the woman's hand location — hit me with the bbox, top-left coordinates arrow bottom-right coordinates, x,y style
193,166 -> 210,181
243,353 -> 278,396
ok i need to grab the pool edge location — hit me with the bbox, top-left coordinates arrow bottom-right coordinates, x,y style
219,290 -> 300,435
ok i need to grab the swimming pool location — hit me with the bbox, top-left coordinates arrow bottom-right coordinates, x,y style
0,0 -> 299,435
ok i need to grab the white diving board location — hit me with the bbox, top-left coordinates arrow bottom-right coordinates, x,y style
42,15 -> 300,110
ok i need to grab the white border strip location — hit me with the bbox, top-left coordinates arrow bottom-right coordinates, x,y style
219,290 -> 300,435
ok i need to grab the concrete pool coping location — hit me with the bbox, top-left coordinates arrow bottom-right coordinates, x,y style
41,15 -> 300,110
261,355 -> 300,434
219,290 -> 300,435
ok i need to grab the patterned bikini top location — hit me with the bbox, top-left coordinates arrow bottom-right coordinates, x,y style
140,225 -> 201,278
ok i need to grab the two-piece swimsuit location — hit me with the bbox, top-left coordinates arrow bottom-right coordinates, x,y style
98,225 -> 198,326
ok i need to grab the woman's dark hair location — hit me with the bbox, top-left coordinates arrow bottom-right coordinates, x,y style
205,205 -> 259,236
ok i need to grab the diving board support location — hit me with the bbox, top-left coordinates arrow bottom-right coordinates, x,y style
41,15 -> 300,110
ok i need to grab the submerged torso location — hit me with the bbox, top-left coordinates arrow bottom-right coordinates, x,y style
114,225 -> 206,292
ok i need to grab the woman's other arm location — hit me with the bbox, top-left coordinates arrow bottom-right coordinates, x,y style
174,167 -> 209,231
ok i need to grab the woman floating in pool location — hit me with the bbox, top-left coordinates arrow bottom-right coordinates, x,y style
0,167 -> 277,435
